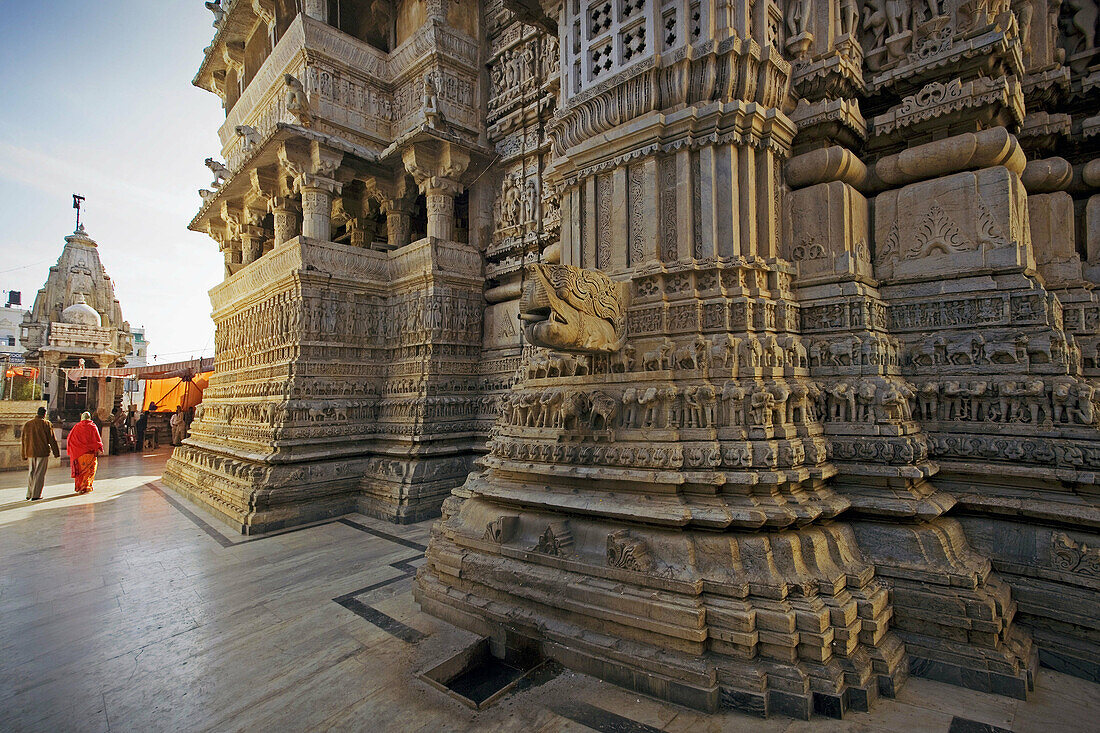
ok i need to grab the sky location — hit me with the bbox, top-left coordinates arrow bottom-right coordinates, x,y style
0,1 -> 227,364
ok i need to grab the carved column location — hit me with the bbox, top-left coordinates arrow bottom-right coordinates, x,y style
365,173 -> 416,250
280,140 -> 343,242
297,175 -> 341,241
424,180 -> 461,241
403,142 -> 470,242
221,205 -> 245,277
240,204 -> 267,265
269,196 -> 300,247
385,199 -> 414,249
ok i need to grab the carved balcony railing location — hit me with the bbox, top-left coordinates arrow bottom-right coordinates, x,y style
215,14 -> 482,174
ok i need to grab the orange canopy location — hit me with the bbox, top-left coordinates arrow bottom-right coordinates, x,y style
143,373 -> 209,412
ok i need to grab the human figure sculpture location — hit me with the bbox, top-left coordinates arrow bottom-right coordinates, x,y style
749,385 -> 776,427
863,0 -> 889,50
840,0 -> 861,34
787,0 -> 813,36
886,0 -> 911,35
1068,0 -> 1097,52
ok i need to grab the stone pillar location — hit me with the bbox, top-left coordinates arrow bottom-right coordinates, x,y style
240,229 -> 263,265
403,142 -> 470,243
1084,158 -> 1100,284
385,200 -> 414,249
297,174 -> 341,241
240,205 -> 267,265
424,181 -> 461,241
224,242 -> 243,276
302,0 -> 328,21
280,140 -> 343,242
270,196 -> 300,246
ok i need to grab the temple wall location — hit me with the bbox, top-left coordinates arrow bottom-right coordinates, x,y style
177,0 -> 1100,714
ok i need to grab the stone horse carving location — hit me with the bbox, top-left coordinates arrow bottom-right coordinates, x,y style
519,263 -> 627,353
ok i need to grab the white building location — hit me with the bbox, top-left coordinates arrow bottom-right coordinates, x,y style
123,326 -> 149,409
0,301 -> 29,356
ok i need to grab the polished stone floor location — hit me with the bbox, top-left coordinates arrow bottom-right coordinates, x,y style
1,451 -> 1097,732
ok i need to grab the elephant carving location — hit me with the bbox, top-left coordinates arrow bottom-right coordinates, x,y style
519,263 -> 627,353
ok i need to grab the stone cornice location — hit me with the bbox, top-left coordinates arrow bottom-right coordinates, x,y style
554,102 -> 797,186
210,236 -> 481,314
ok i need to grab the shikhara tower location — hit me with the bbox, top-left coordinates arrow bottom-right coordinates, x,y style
169,0 -> 1100,718
21,224 -> 134,423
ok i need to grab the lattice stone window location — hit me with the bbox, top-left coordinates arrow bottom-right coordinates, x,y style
766,1 -> 783,50
690,1 -> 702,41
591,39 -> 614,76
563,0 -> 658,97
620,0 -> 645,21
662,9 -> 677,49
589,1 -> 613,38
620,23 -> 647,62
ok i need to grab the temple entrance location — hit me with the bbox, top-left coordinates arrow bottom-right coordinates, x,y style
58,357 -> 90,422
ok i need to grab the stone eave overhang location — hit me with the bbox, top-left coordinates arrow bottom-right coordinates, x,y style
40,344 -> 122,359
375,122 -> 497,181
194,2 -> 266,93
501,0 -> 557,34
190,123 -> 385,233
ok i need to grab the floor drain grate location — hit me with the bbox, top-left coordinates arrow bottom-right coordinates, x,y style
419,638 -> 553,709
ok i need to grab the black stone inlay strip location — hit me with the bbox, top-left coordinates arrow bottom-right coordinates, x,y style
332,574 -> 410,603
147,482 -> 340,546
333,556 -> 422,603
390,557 -> 422,574
338,517 -> 428,551
549,700 -> 664,733
949,717 -> 1014,733
146,482 -> 237,547
335,596 -> 426,643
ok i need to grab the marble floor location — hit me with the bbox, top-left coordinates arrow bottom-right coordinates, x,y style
1,451 -> 1097,732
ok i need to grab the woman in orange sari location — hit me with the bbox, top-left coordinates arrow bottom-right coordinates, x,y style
67,412 -> 103,495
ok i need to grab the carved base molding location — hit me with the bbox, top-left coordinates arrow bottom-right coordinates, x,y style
850,519 -> 1037,700
161,447 -> 367,533
358,452 -> 478,524
164,236 -> 489,534
956,514 -> 1100,684
417,496 -> 908,719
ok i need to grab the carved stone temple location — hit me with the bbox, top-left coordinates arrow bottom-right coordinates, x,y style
167,0 -> 1100,720
21,225 -> 134,424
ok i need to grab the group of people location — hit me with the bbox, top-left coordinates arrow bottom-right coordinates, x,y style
19,402 -> 194,501
107,405 -> 153,454
21,407 -> 103,500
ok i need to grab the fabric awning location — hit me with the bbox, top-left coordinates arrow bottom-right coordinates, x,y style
65,357 -> 214,383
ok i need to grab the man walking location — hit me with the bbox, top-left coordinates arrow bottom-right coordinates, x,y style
21,406 -> 60,501
134,407 -> 149,452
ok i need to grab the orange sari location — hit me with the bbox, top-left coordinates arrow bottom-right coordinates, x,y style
73,453 -> 97,494
67,419 -> 103,494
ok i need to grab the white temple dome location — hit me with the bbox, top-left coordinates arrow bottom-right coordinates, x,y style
61,294 -> 101,327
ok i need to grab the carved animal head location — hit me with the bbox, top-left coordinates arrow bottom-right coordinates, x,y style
519,263 -> 627,353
